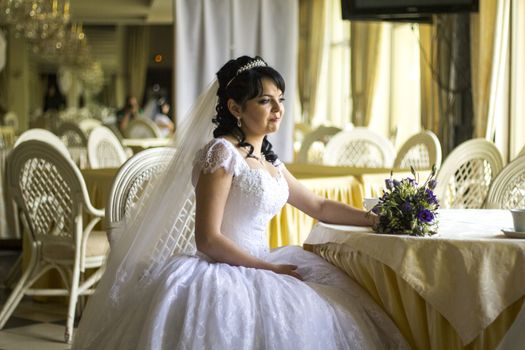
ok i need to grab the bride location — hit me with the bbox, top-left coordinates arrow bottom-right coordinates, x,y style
73,56 -> 409,349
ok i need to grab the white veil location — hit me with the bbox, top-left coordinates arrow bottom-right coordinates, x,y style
73,80 -> 219,348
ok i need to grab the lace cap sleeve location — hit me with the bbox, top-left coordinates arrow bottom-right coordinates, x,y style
192,138 -> 243,185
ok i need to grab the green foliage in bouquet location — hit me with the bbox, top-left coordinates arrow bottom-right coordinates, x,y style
370,165 -> 439,236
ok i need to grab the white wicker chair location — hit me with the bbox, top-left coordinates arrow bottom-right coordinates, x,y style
55,121 -> 89,168
3,111 -> 19,134
0,140 -> 108,343
434,138 -> 504,209
14,128 -> 71,159
485,155 -> 525,209
323,127 -> 396,167
87,125 -> 129,169
3,129 -> 74,287
78,118 -> 102,136
297,126 -> 342,164
393,130 -> 442,169
106,147 -> 176,243
125,117 -> 163,139
517,145 -> 525,159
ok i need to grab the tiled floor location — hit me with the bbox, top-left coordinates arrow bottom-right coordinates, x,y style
0,250 -> 73,350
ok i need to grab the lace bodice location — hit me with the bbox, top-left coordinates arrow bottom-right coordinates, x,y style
192,138 -> 289,257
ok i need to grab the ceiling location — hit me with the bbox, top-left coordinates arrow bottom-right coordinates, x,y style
69,0 -> 173,25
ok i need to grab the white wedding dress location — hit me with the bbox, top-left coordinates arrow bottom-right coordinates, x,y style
81,138 -> 409,350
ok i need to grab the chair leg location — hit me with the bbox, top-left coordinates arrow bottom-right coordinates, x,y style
3,254 -> 22,289
65,265 -> 81,343
0,255 -> 37,329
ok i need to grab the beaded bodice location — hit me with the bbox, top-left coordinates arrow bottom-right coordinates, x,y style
192,138 -> 289,257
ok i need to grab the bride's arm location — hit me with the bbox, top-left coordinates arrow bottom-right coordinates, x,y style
194,167 -> 302,280
281,166 -> 378,227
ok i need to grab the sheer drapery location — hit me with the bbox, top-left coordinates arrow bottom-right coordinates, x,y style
485,0 -> 510,160
0,29 -> 6,99
370,23 -> 421,147
297,0 -> 326,125
419,15 -> 471,157
174,0 -> 298,162
470,0 -> 498,140
509,0 -> 525,160
419,23 -> 441,136
350,21 -> 381,127
312,0 -> 352,129
127,26 -> 150,104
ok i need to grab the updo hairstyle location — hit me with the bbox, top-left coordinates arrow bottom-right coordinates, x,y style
213,56 -> 285,164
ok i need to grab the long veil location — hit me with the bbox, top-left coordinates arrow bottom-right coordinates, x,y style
73,80 -> 219,348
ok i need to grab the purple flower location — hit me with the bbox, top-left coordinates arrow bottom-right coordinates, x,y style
385,179 -> 394,190
428,179 -> 437,190
417,209 -> 434,223
400,201 -> 412,212
425,189 -> 438,205
393,179 -> 401,187
408,178 -> 418,187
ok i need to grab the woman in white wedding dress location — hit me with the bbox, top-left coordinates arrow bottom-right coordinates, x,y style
73,56 -> 408,350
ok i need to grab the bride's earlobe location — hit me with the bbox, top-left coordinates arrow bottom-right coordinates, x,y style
227,98 -> 242,117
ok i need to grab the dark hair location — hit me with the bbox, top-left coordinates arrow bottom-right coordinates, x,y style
213,56 -> 285,164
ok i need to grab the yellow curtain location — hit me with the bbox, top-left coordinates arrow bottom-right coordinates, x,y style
297,0 -> 326,124
350,21 -> 381,127
0,28 -> 7,115
419,16 -> 457,155
470,0 -> 498,139
127,26 -> 150,104
419,24 -> 440,135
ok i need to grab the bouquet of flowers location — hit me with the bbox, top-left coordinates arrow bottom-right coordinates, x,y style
369,165 -> 439,236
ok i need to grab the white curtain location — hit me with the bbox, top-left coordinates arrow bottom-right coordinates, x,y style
174,0 -> 298,162
509,0 -> 525,159
487,0 -> 510,160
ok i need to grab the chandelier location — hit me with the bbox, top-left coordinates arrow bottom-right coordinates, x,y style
1,0 -> 104,91
1,0 -> 70,44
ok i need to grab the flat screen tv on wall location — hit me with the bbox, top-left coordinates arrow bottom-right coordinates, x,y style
341,0 -> 479,22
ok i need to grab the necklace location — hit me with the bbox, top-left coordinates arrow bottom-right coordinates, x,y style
247,153 -> 265,166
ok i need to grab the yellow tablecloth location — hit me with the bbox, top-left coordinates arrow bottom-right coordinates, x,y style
79,168 -> 364,248
285,163 -> 430,199
81,167 -> 118,229
268,175 -> 364,247
304,209 -> 525,349
122,138 -> 172,154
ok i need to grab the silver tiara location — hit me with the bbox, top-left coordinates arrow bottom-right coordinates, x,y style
225,59 -> 267,87
236,59 -> 267,75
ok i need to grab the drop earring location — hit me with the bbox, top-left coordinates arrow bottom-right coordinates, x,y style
237,118 -> 242,128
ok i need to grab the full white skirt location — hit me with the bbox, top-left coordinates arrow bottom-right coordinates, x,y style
85,246 -> 408,350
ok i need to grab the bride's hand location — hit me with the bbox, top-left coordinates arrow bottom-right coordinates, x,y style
271,264 -> 303,281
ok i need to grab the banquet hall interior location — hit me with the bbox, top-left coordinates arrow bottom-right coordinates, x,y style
1,0 -> 525,349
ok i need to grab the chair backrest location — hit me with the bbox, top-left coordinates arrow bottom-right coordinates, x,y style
517,145 -> 525,158
485,155 -> 525,209
323,127 -> 396,167
87,126 -> 128,169
55,121 -> 89,167
435,138 -> 504,209
125,117 -> 163,139
103,122 -> 124,141
14,128 -> 71,159
78,118 -> 102,136
6,140 -> 95,247
3,111 -> 19,134
297,126 -> 342,163
55,121 -> 88,147
106,147 -> 176,237
393,130 -> 442,169
0,126 -> 16,149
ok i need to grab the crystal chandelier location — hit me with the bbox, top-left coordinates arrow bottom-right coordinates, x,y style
1,0 -> 70,45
